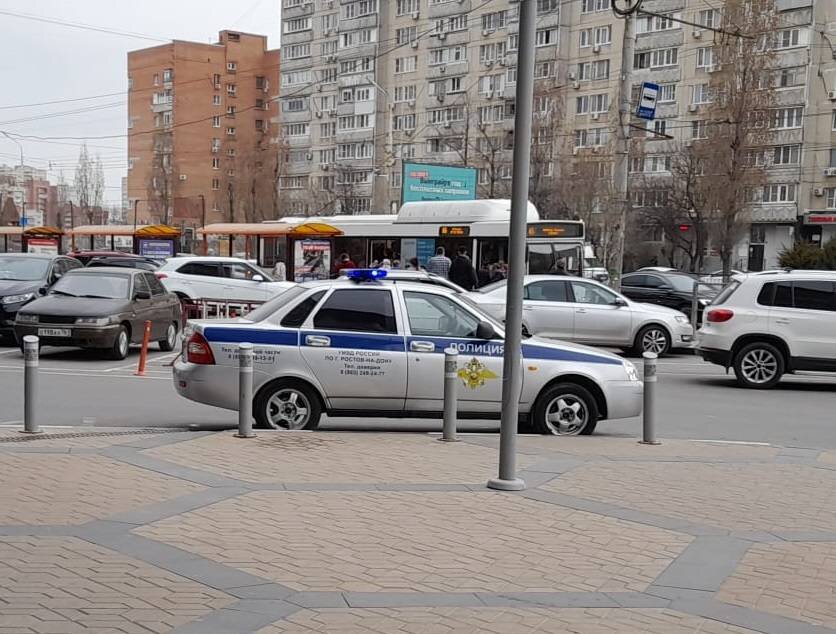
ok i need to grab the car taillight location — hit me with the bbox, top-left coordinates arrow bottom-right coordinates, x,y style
155,272 -> 168,280
186,332 -> 215,365
707,308 -> 734,323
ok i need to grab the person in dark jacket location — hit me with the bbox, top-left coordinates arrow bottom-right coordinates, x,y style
448,246 -> 478,291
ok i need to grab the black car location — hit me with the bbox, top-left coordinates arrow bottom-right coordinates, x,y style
15,267 -> 181,359
620,271 -> 716,318
86,256 -> 160,271
0,254 -> 83,342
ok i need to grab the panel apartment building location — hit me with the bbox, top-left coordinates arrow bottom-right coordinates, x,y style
127,30 -> 280,233
279,0 -> 836,270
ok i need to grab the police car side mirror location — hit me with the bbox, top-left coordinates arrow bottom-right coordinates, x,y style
476,321 -> 496,340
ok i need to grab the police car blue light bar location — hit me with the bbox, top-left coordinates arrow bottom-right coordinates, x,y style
345,268 -> 388,280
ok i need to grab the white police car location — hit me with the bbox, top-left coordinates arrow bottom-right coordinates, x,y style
174,270 -> 643,435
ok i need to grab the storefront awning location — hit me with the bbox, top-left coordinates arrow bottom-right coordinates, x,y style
197,222 -> 343,237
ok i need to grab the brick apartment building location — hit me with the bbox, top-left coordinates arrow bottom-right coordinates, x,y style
127,30 -> 280,236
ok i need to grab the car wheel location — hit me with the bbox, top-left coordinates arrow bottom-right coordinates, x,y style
733,342 -> 784,389
634,325 -> 671,356
254,380 -> 321,431
158,321 -> 178,352
531,382 -> 599,436
107,326 -> 130,360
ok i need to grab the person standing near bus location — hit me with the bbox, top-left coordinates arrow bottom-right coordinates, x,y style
333,252 -> 357,276
448,246 -> 478,290
426,247 -> 452,278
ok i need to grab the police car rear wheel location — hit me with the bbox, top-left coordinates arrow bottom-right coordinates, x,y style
532,383 -> 598,436
255,381 -> 321,430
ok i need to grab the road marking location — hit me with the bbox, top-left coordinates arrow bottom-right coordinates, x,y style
0,368 -> 170,381
0,349 -> 20,356
688,439 -> 773,446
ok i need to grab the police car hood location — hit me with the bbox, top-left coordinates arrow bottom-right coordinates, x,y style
523,335 -> 625,366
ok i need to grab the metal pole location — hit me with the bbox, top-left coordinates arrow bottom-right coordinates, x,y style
612,8 -> 637,291
487,0 -> 535,492
639,352 -> 660,445
22,335 -> 41,434
690,278 -> 699,330
235,342 -> 255,438
441,346 -> 459,442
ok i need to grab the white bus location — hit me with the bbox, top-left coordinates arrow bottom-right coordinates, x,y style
264,199 -> 586,283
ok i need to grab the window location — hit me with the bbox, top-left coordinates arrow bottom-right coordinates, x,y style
212,94 -> 221,106
577,60 -> 610,81
698,9 -> 719,28
281,70 -> 311,87
255,119 -> 264,131
773,145 -> 800,166
212,116 -> 220,128
770,107 -> 803,129
338,114 -> 372,130
321,13 -> 338,30
525,281 -> 568,302
481,11 -> 508,31
282,98 -> 307,113
404,292 -> 481,338
634,47 -> 678,69
342,0 -> 377,19
535,61 -> 555,79
396,26 -> 417,44
479,42 -> 506,62
395,56 -> 417,73
285,43 -> 311,59
321,67 -> 337,84
479,74 -> 505,95
394,85 -> 416,102
322,40 -> 338,56
775,28 -> 802,49
581,0 -> 610,12
212,158 -> 220,170
696,47 -> 714,70
320,123 -> 336,139
535,28 -> 557,47
658,84 -> 676,103
570,281 -> 617,305
284,123 -> 309,137
692,83 -> 712,104
794,281 -> 835,311
777,67 -> 804,89
162,68 -> 173,82
537,0 -> 559,12
396,0 -> 418,15
284,17 -> 311,33
226,61 -> 237,73
650,119 -> 667,136
692,120 -> 708,139
178,261 -> 221,277
314,289 -> 396,333
339,57 -> 374,74
393,113 -> 417,130
636,12 -> 681,34
340,28 -> 377,49
428,106 -> 465,124
762,183 -> 796,203
576,93 -> 608,114
213,74 -> 221,89
280,176 -> 309,190
574,127 -> 609,147
826,188 -> 836,209
429,45 -> 467,66
211,138 -> 221,153
630,155 -> 672,173
337,142 -> 374,159
281,292 -> 326,328
832,111 -> 836,131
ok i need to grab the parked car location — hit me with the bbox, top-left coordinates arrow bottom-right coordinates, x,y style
68,251 -> 148,265
468,275 -> 693,356
583,246 -> 610,284
0,253 -> 83,342
174,270 -> 642,435
620,271 -> 716,319
14,267 -> 181,359
698,270 -> 836,388
155,256 -> 294,302
699,269 -> 746,285
637,266 -> 679,273
86,256 -> 160,271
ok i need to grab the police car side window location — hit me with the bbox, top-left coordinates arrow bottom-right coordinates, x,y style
281,291 -> 326,327
404,292 -> 481,338
313,289 -> 397,333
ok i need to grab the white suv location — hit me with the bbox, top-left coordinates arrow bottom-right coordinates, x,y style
698,271 -> 836,388
156,256 -> 294,302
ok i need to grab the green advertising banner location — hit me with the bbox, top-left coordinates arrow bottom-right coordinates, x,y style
401,162 -> 477,204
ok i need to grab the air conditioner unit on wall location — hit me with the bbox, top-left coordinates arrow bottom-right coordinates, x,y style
593,44 -> 601,53
179,174 -> 187,181
591,112 -> 599,120
688,103 -> 698,112
693,29 -> 703,38
814,187 -> 824,196
829,90 -> 836,101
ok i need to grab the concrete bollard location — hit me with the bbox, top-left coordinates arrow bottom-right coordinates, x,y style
22,335 -> 42,435
234,342 -> 256,438
639,351 -> 661,445
440,346 -> 459,442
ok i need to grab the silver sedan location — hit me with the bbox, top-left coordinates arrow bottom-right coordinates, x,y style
468,275 -> 694,356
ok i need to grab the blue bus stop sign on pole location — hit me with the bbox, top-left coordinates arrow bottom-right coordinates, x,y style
636,82 -> 659,120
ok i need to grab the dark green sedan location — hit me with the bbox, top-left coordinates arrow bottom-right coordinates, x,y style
14,267 -> 181,359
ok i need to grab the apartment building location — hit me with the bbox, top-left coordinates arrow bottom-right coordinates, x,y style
279,0 -> 836,270
0,165 -> 63,228
127,31 -> 279,229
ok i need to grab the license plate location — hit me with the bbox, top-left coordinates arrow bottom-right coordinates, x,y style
38,328 -> 71,337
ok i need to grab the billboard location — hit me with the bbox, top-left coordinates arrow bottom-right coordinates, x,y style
401,162 -> 477,204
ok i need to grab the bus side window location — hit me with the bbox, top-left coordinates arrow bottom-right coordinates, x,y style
527,244 -> 555,275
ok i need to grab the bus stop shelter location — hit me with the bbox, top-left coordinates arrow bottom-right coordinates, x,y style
67,224 -> 181,257
0,226 -> 64,254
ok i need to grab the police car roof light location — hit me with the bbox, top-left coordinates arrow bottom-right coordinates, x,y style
345,268 -> 388,281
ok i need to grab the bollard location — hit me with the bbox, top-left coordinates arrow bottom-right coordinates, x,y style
639,351 -> 661,445
440,346 -> 459,442
134,320 -> 152,376
235,342 -> 256,438
21,335 -> 41,434
690,278 -> 700,331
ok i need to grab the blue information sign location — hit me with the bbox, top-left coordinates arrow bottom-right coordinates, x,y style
636,82 -> 660,121
416,238 -> 436,267
138,239 -> 175,258
402,162 -> 477,204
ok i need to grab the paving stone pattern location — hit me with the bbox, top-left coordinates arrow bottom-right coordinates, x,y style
2,429 -> 836,633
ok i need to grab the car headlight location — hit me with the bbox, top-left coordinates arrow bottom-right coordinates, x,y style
16,313 -> 39,324
1,293 -> 34,305
75,317 -> 110,326
623,360 -> 640,382
674,315 -> 690,324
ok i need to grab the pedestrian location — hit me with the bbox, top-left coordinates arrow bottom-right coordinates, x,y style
380,258 -> 392,269
406,257 -> 421,270
448,246 -> 479,291
272,260 -> 286,281
333,252 -> 357,276
426,246 -> 452,278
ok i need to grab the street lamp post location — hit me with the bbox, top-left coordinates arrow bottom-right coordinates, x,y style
1,131 -> 25,226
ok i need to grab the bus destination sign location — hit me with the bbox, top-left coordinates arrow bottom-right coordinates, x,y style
439,225 -> 470,237
527,222 -> 584,239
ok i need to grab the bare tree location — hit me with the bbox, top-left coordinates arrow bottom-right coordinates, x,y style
232,142 -> 280,223
73,143 -> 93,223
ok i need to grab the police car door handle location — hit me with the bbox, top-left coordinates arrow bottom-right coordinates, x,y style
576,308 -> 587,314
410,341 -> 435,353
305,335 -> 331,347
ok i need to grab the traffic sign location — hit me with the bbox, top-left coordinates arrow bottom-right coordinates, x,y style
636,82 -> 659,120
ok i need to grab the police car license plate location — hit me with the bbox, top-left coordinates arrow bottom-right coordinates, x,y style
38,328 -> 70,337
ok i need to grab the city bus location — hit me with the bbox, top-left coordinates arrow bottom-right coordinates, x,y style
261,199 -> 586,282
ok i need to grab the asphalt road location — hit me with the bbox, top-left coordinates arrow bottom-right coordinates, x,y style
1,342 -> 835,448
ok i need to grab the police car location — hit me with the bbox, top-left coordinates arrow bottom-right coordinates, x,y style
173,270 -> 643,435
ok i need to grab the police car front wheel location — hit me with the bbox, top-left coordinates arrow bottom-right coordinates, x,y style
254,380 -> 322,431
531,383 -> 598,436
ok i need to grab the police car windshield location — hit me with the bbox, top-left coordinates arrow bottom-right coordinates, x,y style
243,286 -> 306,322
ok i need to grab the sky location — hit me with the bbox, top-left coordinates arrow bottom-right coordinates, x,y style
0,0 -> 279,207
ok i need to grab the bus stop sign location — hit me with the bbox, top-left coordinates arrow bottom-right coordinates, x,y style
636,82 -> 659,121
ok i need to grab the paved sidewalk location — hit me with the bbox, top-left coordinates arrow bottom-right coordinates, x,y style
1,427 -> 836,633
